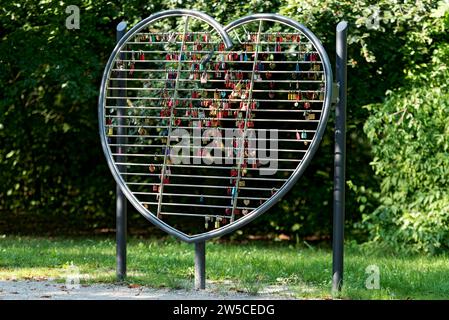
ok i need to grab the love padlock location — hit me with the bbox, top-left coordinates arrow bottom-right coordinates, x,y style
99,10 -> 334,244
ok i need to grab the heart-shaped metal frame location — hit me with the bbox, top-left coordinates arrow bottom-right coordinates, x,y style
98,9 -> 333,243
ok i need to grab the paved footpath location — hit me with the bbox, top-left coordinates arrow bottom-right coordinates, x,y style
0,279 -> 295,300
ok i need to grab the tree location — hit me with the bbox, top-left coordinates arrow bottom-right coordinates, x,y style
363,3 -> 449,253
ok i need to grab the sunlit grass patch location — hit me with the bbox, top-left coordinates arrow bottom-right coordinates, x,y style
0,236 -> 448,299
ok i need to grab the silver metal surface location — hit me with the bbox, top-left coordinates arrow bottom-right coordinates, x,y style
99,11 -> 333,243
333,20 -> 348,292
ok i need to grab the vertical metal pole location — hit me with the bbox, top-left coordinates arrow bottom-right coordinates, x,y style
194,241 -> 206,290
116,21 -> 127,281
332,21 -> 348,292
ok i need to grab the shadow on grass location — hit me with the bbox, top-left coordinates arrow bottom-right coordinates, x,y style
1,236 -> 448,299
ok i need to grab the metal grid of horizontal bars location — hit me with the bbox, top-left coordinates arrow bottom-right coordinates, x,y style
102,15 -> 328,235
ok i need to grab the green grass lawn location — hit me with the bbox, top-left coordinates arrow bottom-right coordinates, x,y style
0,235 -> 448,299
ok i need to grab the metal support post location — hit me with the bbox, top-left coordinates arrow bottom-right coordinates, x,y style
332,21 -> 348,292
116,21 -> 127,281
194,241 -> 206,290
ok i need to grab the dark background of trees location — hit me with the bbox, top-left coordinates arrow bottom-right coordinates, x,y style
1,1 -> 448,251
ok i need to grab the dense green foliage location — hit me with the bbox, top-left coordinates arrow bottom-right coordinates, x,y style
363,5 -> 449,253
0,0 -> 447,250
0,1 -> 171,233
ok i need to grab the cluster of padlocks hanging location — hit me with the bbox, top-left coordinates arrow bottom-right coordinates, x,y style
99,11 -> 332,240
